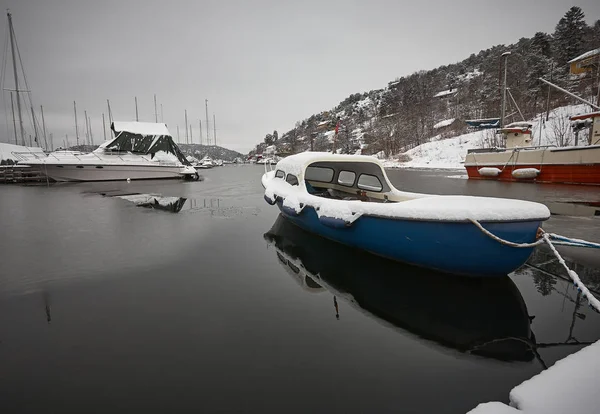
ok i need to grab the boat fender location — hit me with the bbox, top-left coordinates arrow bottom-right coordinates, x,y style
281,204 -> 303,217
512,168 -> 540,179
478,167 -> 501,177
264,194 -> 277,205
319,215 -> 353,229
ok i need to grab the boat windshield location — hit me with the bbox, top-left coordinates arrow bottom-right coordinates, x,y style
303,161 -> 391,202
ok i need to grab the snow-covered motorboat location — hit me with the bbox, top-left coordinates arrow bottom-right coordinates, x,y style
264,215 -> 533,361
21,122 -> 199,182
261,152 -> 550,277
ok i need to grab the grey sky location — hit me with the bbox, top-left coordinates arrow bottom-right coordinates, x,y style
1,0 -> 599,153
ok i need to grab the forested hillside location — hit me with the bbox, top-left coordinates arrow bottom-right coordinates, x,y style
249,6 -> 600,159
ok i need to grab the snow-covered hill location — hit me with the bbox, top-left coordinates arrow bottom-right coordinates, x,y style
382,104 -> 593,169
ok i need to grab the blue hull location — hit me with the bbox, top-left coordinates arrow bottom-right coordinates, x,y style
276,202 -> 540,277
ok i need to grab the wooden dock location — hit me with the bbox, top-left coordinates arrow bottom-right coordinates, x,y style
0,165 -> 46,184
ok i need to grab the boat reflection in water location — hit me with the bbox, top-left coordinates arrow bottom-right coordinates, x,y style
265,215 -> 535,362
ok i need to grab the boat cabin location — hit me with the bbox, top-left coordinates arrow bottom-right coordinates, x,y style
106,121 -> 191,165
273,153 -> 397,203
501,122 -> 533,148
570,112 -> 600,145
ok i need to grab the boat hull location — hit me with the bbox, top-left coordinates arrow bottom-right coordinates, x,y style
465,163 -> 600,185
37,164 -> 191,182
464,146 -> 600,185
276,202 -> 541,277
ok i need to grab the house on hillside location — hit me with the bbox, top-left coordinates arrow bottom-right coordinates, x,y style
264,145 -> 276,156
568,48 -> 600,75
433,88 -> 458,99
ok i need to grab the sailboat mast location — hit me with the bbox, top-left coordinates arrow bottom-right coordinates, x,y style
31,106 -> 39,146
154,94 -> 158,123
8,11 -> 25,145
199,119 -> 202,145
500,52 -> 510,129
102,113 -> 106,141
88,115 -> 94,145
10,92 -> 17,144
135,97 -> 139,122
213,114 -> 216,147
74,101 -> 79,146
84,110 -> 90,145
40,105 -> 48,150
184,110 -> 188,144
107,99 -> 114,137
205,99 -> 210,145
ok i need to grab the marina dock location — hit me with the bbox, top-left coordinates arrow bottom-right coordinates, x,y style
0,165 -> 45,183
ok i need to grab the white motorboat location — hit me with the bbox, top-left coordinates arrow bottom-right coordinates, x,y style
21,122 -> 199,182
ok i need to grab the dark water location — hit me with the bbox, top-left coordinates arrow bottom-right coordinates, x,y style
1,166 -> 599,413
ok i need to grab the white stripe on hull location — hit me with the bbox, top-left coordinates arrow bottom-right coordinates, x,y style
40,165 -> 187,182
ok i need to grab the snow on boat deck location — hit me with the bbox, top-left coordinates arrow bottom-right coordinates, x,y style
468,339 -> 600,413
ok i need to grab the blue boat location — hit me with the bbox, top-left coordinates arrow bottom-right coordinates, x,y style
465,118 -> 500,129
261,152 -> 550,277
264,215 -> 534,361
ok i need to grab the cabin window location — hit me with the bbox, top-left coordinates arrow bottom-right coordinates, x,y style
337,170 -> 356,187
357,174 -> 383,192
275,170 -> 285,179
287,262 -> 300,274
305,166 -> 334,183
286,174 -> 299,186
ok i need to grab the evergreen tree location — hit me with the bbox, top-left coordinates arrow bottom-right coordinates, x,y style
531,32 -> 552,58
272,130 -> 278,142
554,6 -> 587,66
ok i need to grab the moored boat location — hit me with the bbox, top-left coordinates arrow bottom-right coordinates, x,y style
464,119 -> 600,185
21,122 -> 199,182
261,152 -> 550,277
264,215 -> 534,361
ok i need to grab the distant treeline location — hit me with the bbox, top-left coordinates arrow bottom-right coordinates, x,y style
249,6 -> 600,157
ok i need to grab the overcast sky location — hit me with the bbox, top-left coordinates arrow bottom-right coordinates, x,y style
0,0 -> 599,153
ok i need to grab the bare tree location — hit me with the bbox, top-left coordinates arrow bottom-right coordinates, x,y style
550,114 -> 573,147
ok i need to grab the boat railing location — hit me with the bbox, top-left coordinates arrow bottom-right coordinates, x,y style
467,145 -> 557,154
12,150 -> 180,166
10,151 -> 48,161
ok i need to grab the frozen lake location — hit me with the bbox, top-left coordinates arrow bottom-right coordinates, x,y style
1,165 -> 599,413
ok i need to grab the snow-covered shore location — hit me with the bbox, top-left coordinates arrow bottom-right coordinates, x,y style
380,104 -> 592,170
468,339 -> 600,414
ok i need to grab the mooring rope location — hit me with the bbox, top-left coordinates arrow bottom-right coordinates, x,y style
542,233 -> 600,312
467,218 -> 545,248
469,218 -> 600,312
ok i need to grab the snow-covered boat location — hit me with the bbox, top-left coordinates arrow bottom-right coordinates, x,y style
464,119 -> 600,185
21,122 -> 199,182
261,152 -> 550,277
264,215 -> 534,361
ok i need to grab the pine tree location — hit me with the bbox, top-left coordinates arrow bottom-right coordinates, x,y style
554,6 -> 587,66
531,32 -> 552,58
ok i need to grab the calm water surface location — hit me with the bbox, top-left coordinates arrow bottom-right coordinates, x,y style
1,165 -> 599,413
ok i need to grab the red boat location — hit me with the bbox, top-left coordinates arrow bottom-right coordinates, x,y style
464,115 -> 600,186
